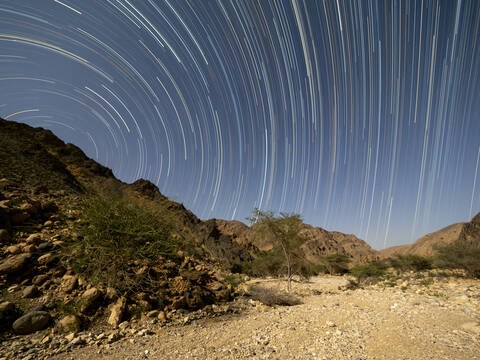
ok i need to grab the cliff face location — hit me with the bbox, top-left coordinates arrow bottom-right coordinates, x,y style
458,213 -> 480,248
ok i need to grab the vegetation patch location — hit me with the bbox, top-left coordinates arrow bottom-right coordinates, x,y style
61,195 -> 187,294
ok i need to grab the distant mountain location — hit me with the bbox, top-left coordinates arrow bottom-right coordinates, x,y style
379,214 -> 480,258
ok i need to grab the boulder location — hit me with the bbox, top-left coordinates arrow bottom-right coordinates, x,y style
0,229 -> 9,242
6,245 -> 21,254
13,311 -> 50,334
60,275 -> 78,293
23,285 -> 39,298
0,301 -> 17,331
0,253 -> 32,274
59,315 -> 81,333
26,233 -> 42,245
79,287 -> 102,314
108,296 -> 127,328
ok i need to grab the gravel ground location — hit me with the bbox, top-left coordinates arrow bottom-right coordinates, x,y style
43,274 -> 480,360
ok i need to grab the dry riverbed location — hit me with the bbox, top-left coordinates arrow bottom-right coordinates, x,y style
4,274 -> 480,360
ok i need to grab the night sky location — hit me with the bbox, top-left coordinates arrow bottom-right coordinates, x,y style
1,1 -> 479,249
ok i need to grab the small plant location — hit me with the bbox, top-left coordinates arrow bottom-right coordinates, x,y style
419,278 -> 433,286
247,285 -> 302,306
434,242 -> 480,278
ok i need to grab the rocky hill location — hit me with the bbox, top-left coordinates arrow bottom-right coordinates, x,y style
380,214 -> 480,258
213,219 -> 377,263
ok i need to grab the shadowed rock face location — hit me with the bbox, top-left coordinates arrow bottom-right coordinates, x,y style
458,213 -> 480,248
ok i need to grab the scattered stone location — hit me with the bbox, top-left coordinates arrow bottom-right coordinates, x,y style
65,332 -> 76,342
108,296 -> 127,328
80,287 -> 102,314
0,228 -> 9,242
12,311 -> 50,335
37,242 -> 53,252
157,311 -> 167,322
6,245 -> 21,254
147,310 -> 160,318
59,315 -> 82,333
60,274 -> 78,293
22,285 -> 39,298
26,233 -> 42,245
0,253 -> 32,274
32,274 -> 48,285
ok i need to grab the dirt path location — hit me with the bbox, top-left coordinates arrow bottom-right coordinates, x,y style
45,274 -> 480,360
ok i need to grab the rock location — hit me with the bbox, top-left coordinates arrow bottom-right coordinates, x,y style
0,253 -> 32,274
26,233 -> 42,245
0,301 -> 17,330
13,311 -> 50,335
0,229 -> 10,242
65,332 -> 76,342
37,242 -> 53,252
105,287 -> 118,301
22,285 -> 39,298
59,315 -> 81,333
6,245 -> 21,254
23,244 -> 37,253
157,311 -> 167,322
60,275 -> 78,293
32,274 -> 48,285
80,287 -> 102,314
147,310 -> 160,318
37,253 -> 57,266
108,296 -> 127,328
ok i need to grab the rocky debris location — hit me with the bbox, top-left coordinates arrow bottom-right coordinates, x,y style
79,288 -> 102,314
108,296 -> 127,328
0,253 -> 32,274
12,310 -> 51,335
59,315 -> 82,333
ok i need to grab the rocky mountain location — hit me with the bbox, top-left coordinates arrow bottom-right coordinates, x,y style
213,219 -> 377,263
379,214 -> 480,258
0,117 -> 376,264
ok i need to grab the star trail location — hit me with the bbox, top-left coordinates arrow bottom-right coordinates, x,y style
1,1 -> 479,249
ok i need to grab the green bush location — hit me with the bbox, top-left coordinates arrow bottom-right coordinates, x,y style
323,253 -> 351,274
62,195 -> 185,293
349,261 -> 387,283
434,243 -> 480,278
388,254 -> 432,272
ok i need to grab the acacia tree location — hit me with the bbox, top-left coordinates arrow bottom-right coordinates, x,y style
248,208 -> 307,291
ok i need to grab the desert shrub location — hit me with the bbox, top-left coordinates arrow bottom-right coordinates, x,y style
434,243 -> 480,278
62,195 -> 185,293
322,253 -> 351,274
349,261 -> 387,283
388,254 -> 432,272
247,285 -> 302,306
236,249 -> 324,281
